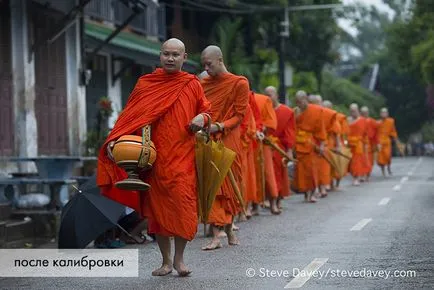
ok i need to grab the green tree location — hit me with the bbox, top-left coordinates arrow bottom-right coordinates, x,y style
285,0 -> 341,89
338,3 -> 392,60
321,71 -> 385,115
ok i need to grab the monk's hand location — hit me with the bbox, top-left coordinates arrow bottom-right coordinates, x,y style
319,143 -> 325,155
256,131 -> 265,141
377,144 -> 382,152
209,122 -> 224,133
189,114 -> 205,132
107,141 -> 115,162
287,149 -> 294,161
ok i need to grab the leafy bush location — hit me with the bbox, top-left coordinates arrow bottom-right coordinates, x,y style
287,71 -> 319,103
321,71 -> 385,116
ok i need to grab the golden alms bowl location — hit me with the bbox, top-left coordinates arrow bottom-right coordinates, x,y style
112,135 -> 156,191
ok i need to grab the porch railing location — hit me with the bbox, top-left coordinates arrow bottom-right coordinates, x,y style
84,0 -> 166,40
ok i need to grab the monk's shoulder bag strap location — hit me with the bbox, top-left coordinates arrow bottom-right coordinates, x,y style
138,125 -> 152,169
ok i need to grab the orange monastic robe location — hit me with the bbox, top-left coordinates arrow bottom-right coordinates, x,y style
240,102 -> 257,203
293,104 -> 327,192
97,69 -> 211,241
365,117 -> 378,173
271,105 -> 295,197
337,113 -> 349,144
254,93 -> 278,200
377,117 -> 398,166
333,113 -> 349,179
348,117 -> 368,177
315,108 -> 338,187
201,73 -> 249,226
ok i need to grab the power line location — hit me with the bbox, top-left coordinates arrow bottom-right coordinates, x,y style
179,0 -> 255,14
177,0 -> 342,14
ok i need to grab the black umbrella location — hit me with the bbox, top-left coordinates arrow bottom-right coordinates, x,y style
58,175 -> 132,249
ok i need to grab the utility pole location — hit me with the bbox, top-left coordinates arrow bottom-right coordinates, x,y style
278,6 -> 289,104
277,3 -> 342,104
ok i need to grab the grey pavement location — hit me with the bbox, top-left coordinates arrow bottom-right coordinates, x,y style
0,157 -> 433,289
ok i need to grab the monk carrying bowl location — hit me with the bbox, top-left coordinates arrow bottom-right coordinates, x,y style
112,134 -> 157,191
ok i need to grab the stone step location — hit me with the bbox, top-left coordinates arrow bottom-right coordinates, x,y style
4,219 -> 35,244
11,210 -> 60,240
0,202 -> 12,221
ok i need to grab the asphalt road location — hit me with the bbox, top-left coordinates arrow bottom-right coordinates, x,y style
1,157 -> 433,289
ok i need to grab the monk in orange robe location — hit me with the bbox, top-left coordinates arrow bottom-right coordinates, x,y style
264,86 -> 295,209
361,106 -> 378,181
240,91 -> 260,218
323,100 -> 344,191
254,92 -> 280,214
248,92 -> 264,216
376,108 -> 398,177
97,39 -> 210,277
293,91 -> 326,203
333,112 -> 349,190
200,45 -> 249,250
308,95 -> 339,197
347,103 -> 369,186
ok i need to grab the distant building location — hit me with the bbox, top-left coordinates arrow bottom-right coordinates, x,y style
0,0 -> 205,163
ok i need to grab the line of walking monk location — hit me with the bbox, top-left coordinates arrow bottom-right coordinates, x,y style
96,39 -> 399,277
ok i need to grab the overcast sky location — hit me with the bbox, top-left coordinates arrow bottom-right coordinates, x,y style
338,0 -> 395,36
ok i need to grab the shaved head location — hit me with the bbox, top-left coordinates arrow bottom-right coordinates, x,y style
160,38 -> 187,73
350,103 -> 359,111
264,86 -> 279,107
380,107 -> 389,119
162,38 -> 185,53
349,103 -> 359,118
201,45 -> 227,77
295,90 -> 307,100
295,90 -> 309,110
201,45 -> 223,58
323,100 -> 333,108
361,106 -> 369,117
264,86 -> 277,96
308,94 -> 322,105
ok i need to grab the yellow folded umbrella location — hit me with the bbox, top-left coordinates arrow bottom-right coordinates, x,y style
195,131 -> 236,235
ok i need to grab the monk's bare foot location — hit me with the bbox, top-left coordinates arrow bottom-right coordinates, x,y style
202,239 -> 222,251
227,232 -> 240,246
308,192 -> 317,203
320,192 -> 328,198
270,205 -> 281,215
217,230 -> 227,238
173,262 -> 192,277
232,224 -> 240,231
277,198 -> 283,209
251,208 -> 259,216
152,264 -> 173,276
245,208 -> 252,219
352,180 -> 360,186
238,213 -> 248,222
263,200 -> 270,208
